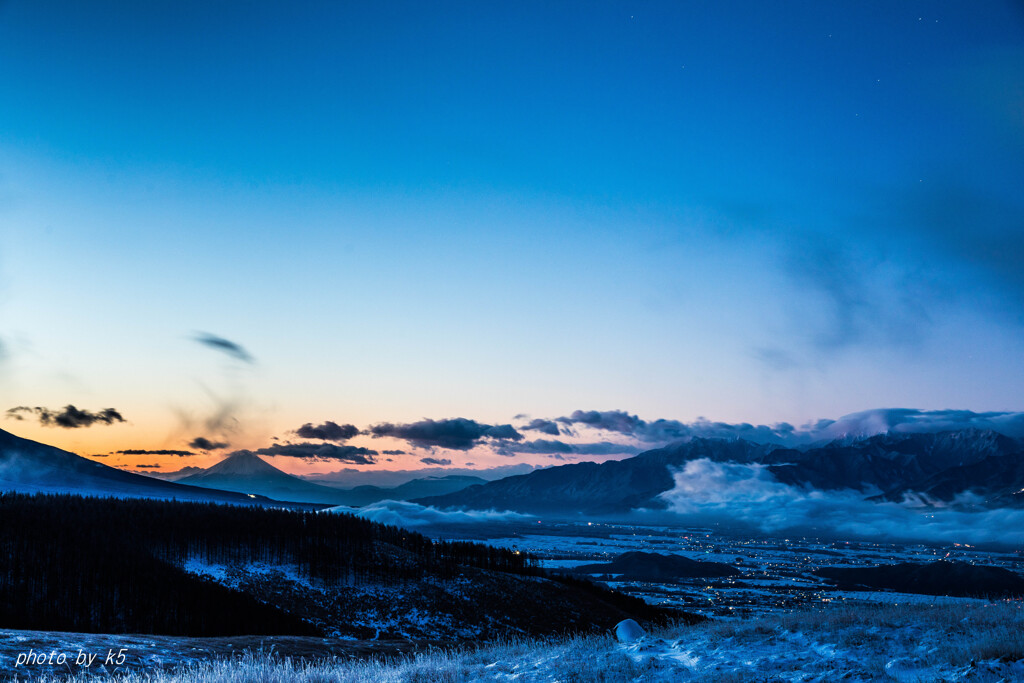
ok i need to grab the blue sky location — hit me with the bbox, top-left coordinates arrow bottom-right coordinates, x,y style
1,1 -> 1022,472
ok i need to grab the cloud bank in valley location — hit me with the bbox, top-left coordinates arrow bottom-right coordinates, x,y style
345,500 -> 532,529
651,458 -> 1024,545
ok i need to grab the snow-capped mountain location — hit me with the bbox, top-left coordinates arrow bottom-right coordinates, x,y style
158,454 -> 487,506
0,428 -> 278,505
176,450 -> 358,505
416,429 -> 1024,514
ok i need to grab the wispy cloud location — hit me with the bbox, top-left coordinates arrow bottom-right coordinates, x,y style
193,332 -> 254,363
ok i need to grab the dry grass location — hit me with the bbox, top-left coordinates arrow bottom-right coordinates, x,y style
23,602 -> 1024,682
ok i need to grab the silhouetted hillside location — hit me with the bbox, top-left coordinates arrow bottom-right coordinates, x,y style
814,560 -> 1024,597
0,493 -> 687,639
574,551 -> 741,582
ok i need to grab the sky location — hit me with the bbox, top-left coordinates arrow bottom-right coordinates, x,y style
0,1 -> 1022,475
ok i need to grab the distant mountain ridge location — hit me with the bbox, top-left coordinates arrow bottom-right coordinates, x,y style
416,429 -> 1024,514
323,475 -> 488,507
173,452 -> 486,506
0,428 -> 288,506
177,451 -> 357,505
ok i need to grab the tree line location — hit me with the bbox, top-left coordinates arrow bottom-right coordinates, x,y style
0,492 -> 538,635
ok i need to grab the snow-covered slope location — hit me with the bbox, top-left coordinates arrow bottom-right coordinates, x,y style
4,601 -> 1021,680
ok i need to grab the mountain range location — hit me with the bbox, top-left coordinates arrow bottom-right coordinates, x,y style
4,427 -> 1024,515
416,429 -> 1024,514
0,428 -> 288,506
0,429 -> 486,507
171,451 -> 359,505
152,452 -> 486,506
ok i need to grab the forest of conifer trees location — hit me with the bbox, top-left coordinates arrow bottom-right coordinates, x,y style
0,493 -> 544,636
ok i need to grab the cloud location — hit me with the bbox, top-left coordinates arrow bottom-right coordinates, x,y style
341,500 -> 533,529
520,418 -> 561,436
897,179 -> 1024,313
369,417 -> 522,450
651,458 -> 1024,545
557,409 -> 643,434
782,238 -> 934,354
133,464 -> 161,469
552,409 -> 697,442
419,457 -> 451,466
239,442 -> 377,464
805,408 -> 1024,441
382,449 -> 407,455
193,332 -> 254,363
294,421 -> 360,442
484,424 -> 523,440
546,407 -> 1024,448
115,449 -> 195,456
494,438 -> 640,457
188,436 -> 230,451
6,405 -> 126,428
756,174 -> 1024,364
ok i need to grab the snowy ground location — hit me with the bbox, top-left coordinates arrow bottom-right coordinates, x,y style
11,602 -> 1024,681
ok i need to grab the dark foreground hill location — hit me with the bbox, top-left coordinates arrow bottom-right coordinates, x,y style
574,551 -> 741,582
0,493 -> 693,639
814,560 -> 1024,598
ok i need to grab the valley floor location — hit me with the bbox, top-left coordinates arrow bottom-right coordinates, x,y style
10,601 -> 1024,682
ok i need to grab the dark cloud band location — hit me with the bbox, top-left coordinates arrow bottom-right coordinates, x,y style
188,437 -> 230,451
115,449 -> 195,456
194,332 -> 254,363
233,442 -> 377,464
294,421 -> 360,442
369,417 -> 523,451
6,405 -> 126,429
